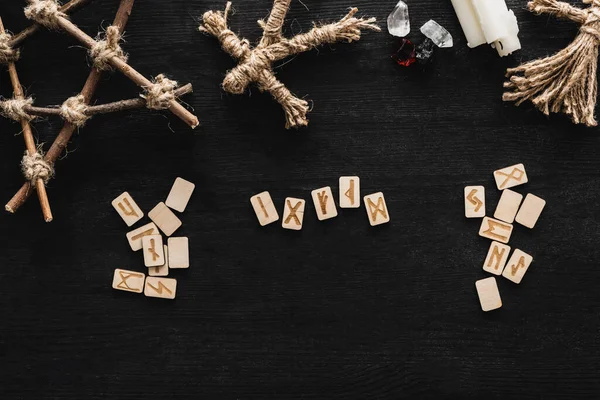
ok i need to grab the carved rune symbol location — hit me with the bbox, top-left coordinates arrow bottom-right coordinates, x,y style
257,196 -> 269,218
147,281 -> 172,295
367,197 -> 387,222
284,200 -> 302,225
488,245 -> 507,270
344,179 -> 356,206
131,228 -> 154,242
117,271 -> 142,291
467,189 -> 483,212
118,198 -> 139,217
497,167 -> 525,189
482,219 -> 510,242
316,191 -> 329,215
147,238 -> 160,261
510,256 -> 526,276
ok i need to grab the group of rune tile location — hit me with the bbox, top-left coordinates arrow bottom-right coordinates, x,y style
250,177 -> 390,229
466,164 -> 546,312
110,178 -> 195,300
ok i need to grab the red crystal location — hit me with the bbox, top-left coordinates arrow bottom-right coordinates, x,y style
392,39 -> 416,67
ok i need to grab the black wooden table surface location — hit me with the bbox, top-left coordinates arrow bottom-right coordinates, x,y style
1,0 -> 599,398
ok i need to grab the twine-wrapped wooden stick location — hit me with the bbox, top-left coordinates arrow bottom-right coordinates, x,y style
0,17 -> 53,222
503,0 -> 600,126
200,0 -> 379,128
1,83 -> 193,124
8,0 -> 91,50
6,0 -> 135,216
0,0 -> 92,65
23,0 -> 199,129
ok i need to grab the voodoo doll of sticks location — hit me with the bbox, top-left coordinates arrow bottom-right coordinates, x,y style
504,0 -> 600,127
200,0 -> 380,129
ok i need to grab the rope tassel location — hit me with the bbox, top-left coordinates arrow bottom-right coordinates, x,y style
503,0 -> 600,127
199,0 -> 380,129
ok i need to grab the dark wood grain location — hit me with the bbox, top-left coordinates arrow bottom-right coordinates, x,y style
1,1 -> 599,398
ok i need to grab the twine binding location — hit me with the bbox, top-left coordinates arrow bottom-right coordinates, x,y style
200,0 -> 380,128
60,95 -> 90,127
0,32 -> 20,64
0,97 -> 35,121
503,0 -> 600,126
22,150 -> 54,185
24,0 -> 67,30
89,25 -> 128,71
142,74 -> 178,110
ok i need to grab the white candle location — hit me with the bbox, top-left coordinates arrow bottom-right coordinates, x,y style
450,0 -> 486,48
494,9 -> 521,57
451,0 -> 521,57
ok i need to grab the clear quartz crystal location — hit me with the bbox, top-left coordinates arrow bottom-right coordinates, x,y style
387,1 -> 410,38
420,19 -> 453,48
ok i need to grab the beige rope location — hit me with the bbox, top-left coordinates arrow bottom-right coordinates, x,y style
504,0 -> 600,126
24,0 -> 67,30
21,150 -> 54,184
0,32 -> 20,64
89,25 -> 128,71
0,97 -> 35,122
142,74 -> 178,110
200,1 -> 379,128
60,95 -> 90,127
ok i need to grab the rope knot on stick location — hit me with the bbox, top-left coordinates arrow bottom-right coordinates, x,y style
143,74 -> 178,110
24,0 -> 67,30
199,0 -> 379,128
582,8 -> 600,43
0,32 -> 20,64
1,97 -> 35,122
60,95 -> 90,127
21,150 -> 54,185
89,25 -> 128,70
504,0 -> 600,127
